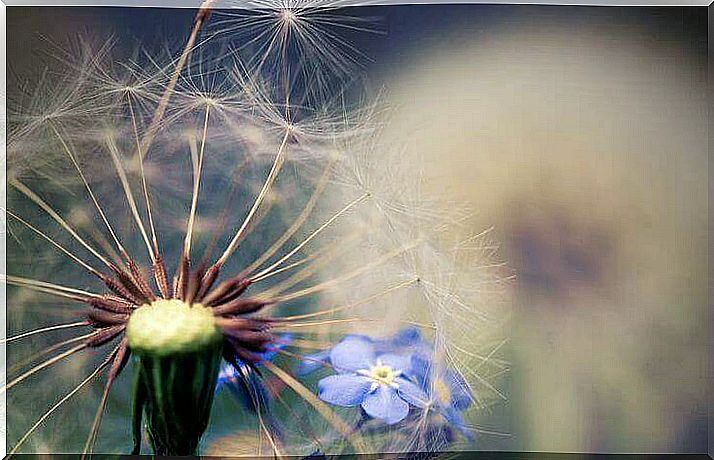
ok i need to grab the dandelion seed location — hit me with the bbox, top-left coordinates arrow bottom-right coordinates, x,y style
211,0 -> 383,102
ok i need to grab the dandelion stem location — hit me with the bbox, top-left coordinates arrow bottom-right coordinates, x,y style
275,318 -> 436,332
277,348 -> 334,368
3,274 -> 100,301
9,285 -> 86,302
8,332 -> 98,377
267,240 -> 421,303
249,253 -> 317,284
278,277 -> 418,321
140,0 -> 215,158
283,338 -> 332,349
275,318 -> 378,329
256,228 -> 366,298
82,338 -> 130,457
86,224 -> 128,270
250,387 -> 283,460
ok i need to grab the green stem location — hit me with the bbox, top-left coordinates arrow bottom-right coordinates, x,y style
132,341 -> 223,455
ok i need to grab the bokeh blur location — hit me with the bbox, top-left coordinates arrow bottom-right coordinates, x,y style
8,3 -> 709,454
375,5 -> 708,453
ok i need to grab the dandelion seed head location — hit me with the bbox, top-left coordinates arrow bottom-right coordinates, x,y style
278,8 -> 298,24
6,3 -> 507,455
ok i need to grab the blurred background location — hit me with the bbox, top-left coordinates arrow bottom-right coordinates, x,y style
8,3 -> 709,454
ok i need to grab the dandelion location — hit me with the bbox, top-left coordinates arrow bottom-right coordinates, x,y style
209,0 -> 383,101
5,1 -> 507,456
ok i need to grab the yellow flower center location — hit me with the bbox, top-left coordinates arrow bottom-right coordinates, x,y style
369,364 -> 398,386
127,299 -> 220,357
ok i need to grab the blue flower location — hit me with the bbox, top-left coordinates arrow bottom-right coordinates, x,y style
412,353 -> 474,440
316,335 -> 428,425
306,329 -> 475,437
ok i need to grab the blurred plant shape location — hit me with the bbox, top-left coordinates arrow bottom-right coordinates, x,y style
411,352 -> 474,441
375,18 -> 708,451
3,0 -> 507,456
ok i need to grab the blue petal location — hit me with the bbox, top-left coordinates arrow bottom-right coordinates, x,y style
216,361 -> 240,391
330,336 -> 375,372
318,374 -> 373,407
443,406 -> 475,441
389,327 -> 422,347
410,353 -> 433,388
377,353 -> 412,374
361,385 -> 410,424
374,328 -> 429,355
261,333 -> 293,362
395,377 -> 430,408
297,350 -> 331,375
445,370 -> 473,410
